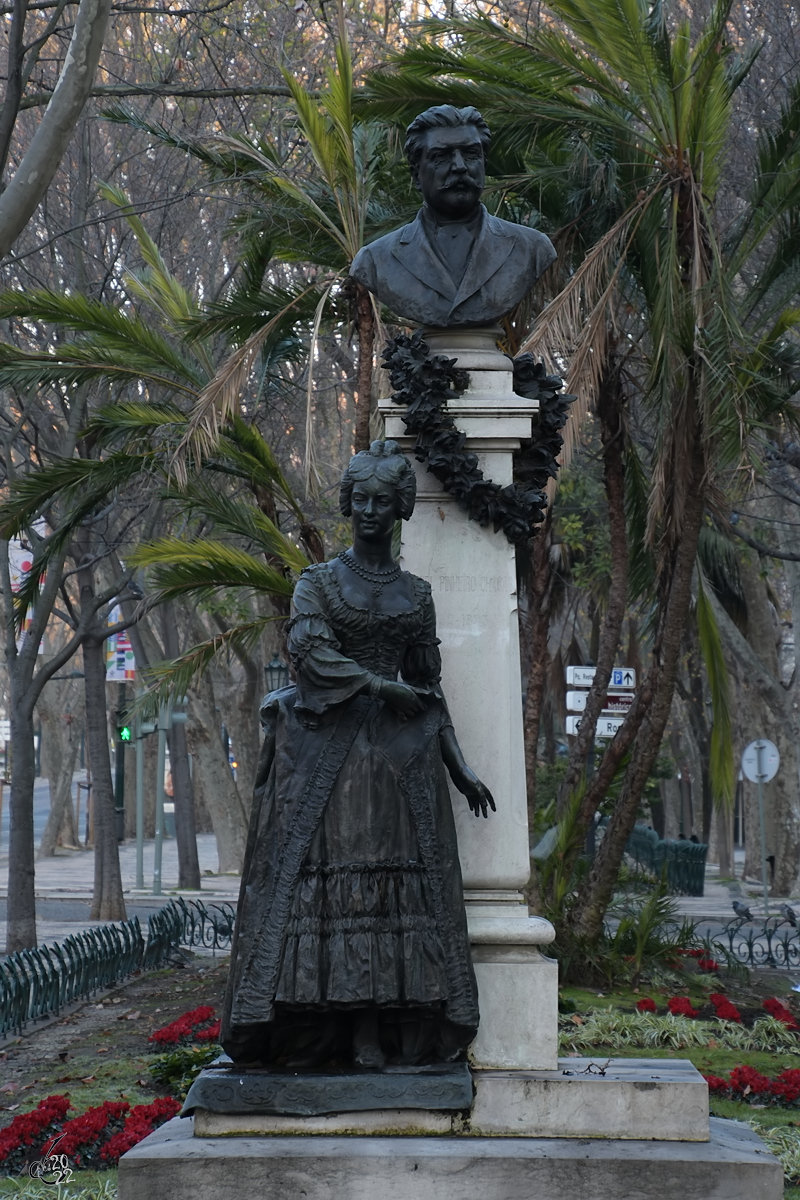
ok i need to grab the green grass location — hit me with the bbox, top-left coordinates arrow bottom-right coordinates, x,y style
0,1171 -> 117,1197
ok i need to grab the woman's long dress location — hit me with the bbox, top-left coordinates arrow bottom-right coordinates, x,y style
221,560 -> 479,1066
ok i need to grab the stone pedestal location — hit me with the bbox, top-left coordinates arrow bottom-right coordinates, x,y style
380,325 -> 556,1070
119,1116 -> 783,1200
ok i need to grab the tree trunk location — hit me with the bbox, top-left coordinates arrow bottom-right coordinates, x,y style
523,509 -> 554,830
554,354 -> 628,863
83,631 -> 126,921
0,0 -> 112,258
167,719 -> 201,889
0,0 -> 26,183
354,281 -> 374,453
5,689 -> 37,951
185,667 -> 248,873
161,605 -> 200,889
571,435 -> 707,941
37,675 -> 84,856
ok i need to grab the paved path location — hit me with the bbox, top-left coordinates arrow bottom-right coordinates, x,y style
1,788 -> 796,947
0,800 -> 239,946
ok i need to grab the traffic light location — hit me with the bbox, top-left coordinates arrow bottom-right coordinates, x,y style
118,724 -> 132,743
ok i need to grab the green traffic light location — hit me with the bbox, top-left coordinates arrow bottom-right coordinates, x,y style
119,726 -> 132,742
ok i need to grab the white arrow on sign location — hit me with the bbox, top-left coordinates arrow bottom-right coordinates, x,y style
566,691 -> 634,714
0,720 -> 9,741
565,714 -> 625,738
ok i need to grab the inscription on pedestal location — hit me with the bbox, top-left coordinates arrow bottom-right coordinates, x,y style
438,574 -> 504,594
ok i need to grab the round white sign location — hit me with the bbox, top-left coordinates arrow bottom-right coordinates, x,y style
741,739 -> 780,783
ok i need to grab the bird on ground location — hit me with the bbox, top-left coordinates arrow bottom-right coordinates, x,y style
732,901 -> 755,921
780,903 -> 798,927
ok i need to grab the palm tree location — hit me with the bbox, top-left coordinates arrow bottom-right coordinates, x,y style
104,3 -> 414,466
366,0 -> 800,936
0,195 -> 323,941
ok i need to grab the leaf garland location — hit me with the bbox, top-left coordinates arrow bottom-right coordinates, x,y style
382,330 -> 574,543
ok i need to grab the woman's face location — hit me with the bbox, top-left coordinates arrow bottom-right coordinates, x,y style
350,473 -> 399,543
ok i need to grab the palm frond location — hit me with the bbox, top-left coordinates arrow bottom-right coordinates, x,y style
131,537 -> 298,603
173,280 -> 331,482
133,616 -> 279,715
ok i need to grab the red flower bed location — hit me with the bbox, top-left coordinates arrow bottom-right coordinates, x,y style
149,1005 -> 218,1047
0,1094 -> 181,1176
763,997 -> 799,1030
195,1019 -> 221,1043
697,956 -> 719,972
667,996 -> 698,1018
705,1066 -> 800,1106
0,1095 -> 71,1175
101,1098 -> 181,1164
709,993 -> 742,1023
56,1101 -> 131,1171
636,997 -> 657,1013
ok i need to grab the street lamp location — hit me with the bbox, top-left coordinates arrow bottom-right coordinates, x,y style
264,655 -> 289,692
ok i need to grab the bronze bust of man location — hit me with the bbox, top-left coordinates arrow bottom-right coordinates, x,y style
350,105 -> 556,328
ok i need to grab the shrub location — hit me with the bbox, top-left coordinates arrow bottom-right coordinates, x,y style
636,997 -> 657,1012
709,993 -> 741,1022
667,996 -> 698,1017
763,997 -> 798,1030
148,1043 -> 221,1099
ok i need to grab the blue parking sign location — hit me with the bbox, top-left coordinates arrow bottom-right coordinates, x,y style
612,669 -> 623,686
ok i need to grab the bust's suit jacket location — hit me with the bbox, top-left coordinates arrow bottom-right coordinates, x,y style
350,206 -> 557,327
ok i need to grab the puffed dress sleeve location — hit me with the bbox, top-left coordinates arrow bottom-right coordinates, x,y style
400,579 -> 443,689
287,567 -> 374,715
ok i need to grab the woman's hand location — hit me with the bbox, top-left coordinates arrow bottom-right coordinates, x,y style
456,770 -> 496,819
378,680 -> 426,717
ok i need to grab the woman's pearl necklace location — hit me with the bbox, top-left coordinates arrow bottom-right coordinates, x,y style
339,550 -> 401,597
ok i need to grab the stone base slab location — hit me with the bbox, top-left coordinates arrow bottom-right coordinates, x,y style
183,1062 -> 471,1119
471,1059 -> 709,1141
193,1059 -> 709,1142
194,1107 -> 454,1137
119,1116 -> 782,1200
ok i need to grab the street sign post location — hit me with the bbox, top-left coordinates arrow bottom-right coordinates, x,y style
566,691 -> 635,714
565,665 -> 637,689
741,738 -> 780,916
566,714 -> 625,739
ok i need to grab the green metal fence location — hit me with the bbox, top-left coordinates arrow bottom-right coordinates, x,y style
624,824 -> 708,896
0,897 -> 235,1039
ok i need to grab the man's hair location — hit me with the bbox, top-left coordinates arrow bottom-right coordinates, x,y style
404,105 -> 491,171
339,440 -> 417,521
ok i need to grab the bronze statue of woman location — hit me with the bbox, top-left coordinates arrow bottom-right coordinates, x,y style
221,440 -> 494,1070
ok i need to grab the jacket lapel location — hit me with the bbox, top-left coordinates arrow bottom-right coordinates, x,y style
450,210 -> 514,315
390,213 -> 457,303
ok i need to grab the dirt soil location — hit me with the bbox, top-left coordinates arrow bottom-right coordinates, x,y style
0,953 -> 230,1127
